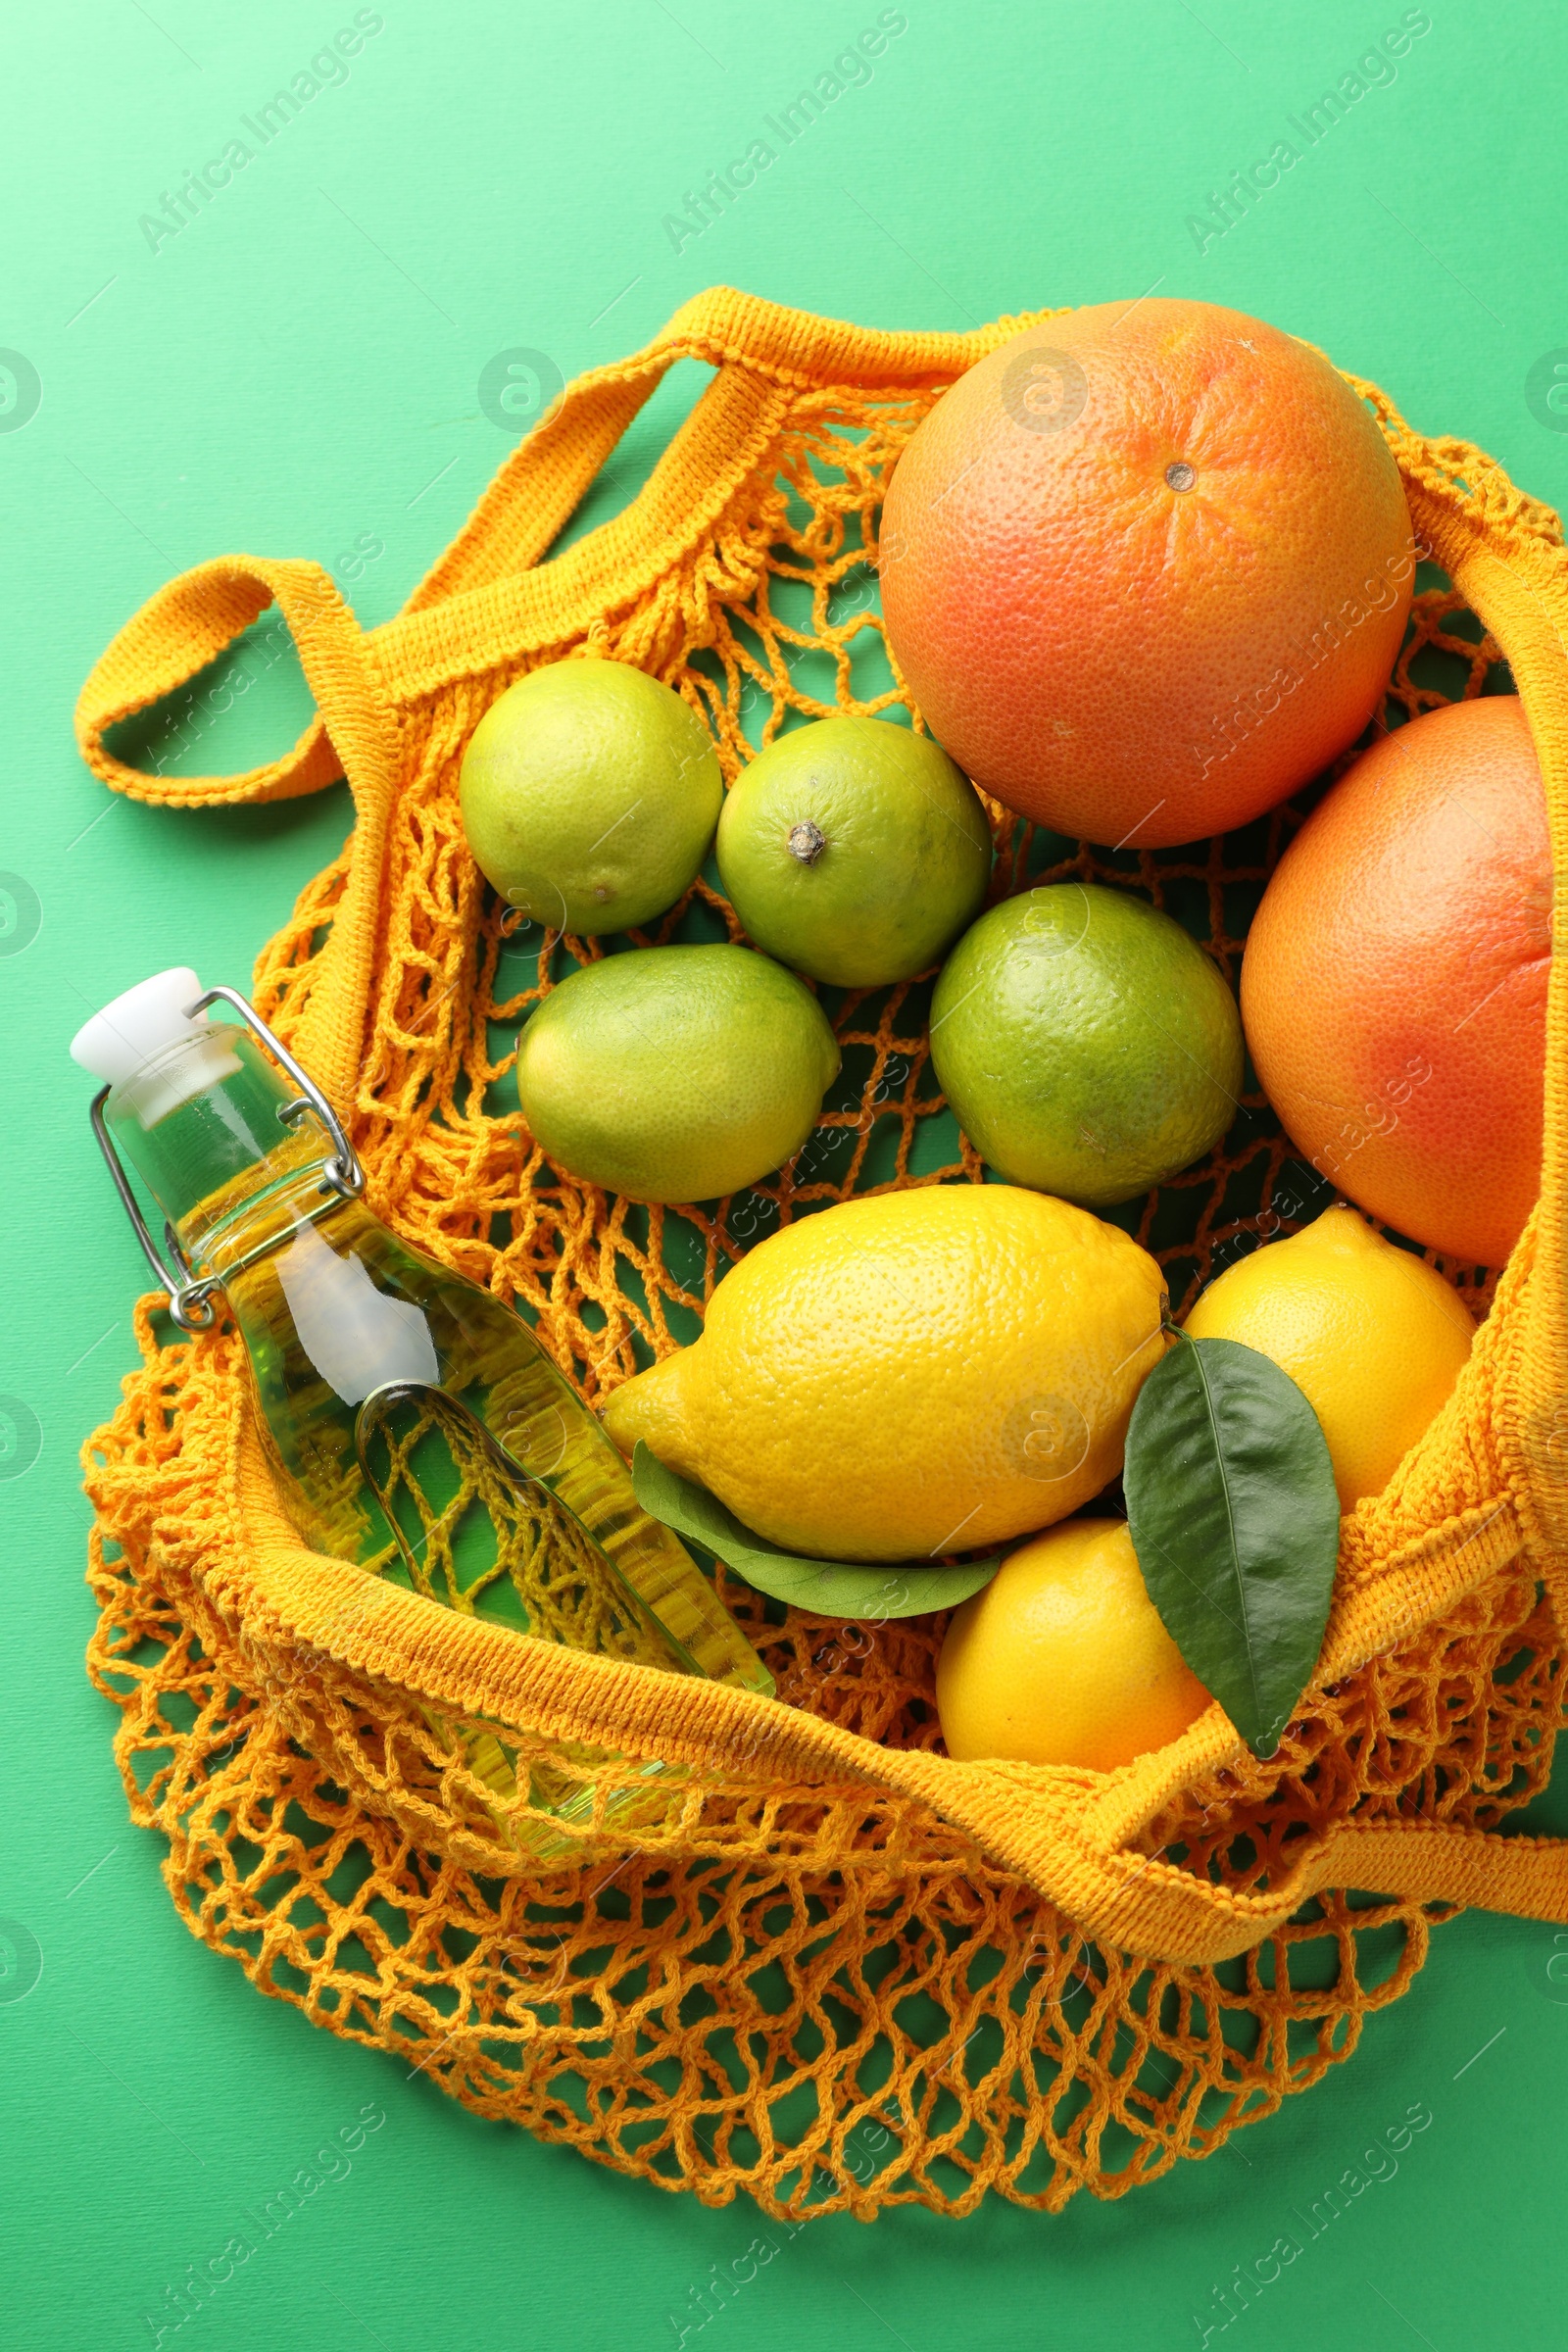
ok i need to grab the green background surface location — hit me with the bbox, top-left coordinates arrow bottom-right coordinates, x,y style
5,3 -> 1568,2345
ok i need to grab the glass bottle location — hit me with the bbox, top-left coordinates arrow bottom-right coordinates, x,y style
72,970 -> 771,1854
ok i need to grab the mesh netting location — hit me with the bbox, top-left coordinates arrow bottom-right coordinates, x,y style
80,311 -> 1567,2216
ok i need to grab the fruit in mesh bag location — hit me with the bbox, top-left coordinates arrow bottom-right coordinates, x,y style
929,881 -> 1244,1205
936,1519 -> 1211,1771
460,657 -> 722,936
880,296 -> 1415,850
602,1183 -> 1168,1562
1241,695 -> 1549,1268
715,712 -> 993,987
1183,1205 -> 1474,1511
516,943 -> 839,1206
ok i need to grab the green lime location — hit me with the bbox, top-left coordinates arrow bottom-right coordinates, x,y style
516,944 -> 840,1204
929,883 -> 1244,1206
460,658 -> 722,936
714,714 -> 992,987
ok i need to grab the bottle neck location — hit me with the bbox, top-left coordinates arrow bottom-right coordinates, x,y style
104,1026 -> 347,1283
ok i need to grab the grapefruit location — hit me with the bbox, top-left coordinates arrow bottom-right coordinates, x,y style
1241,696 -> 1550,1268
879,298 -> 1415,850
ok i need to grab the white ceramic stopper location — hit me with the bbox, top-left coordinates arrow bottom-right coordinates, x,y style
70,967 -> 211,1084
71,967 -> 242,1126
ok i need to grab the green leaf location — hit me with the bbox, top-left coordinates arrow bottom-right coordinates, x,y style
1123,1334 -> 1341,1759
631,1444 -> 1002,1619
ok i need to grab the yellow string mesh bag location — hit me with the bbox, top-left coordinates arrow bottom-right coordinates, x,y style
74,289 -> 1568,2217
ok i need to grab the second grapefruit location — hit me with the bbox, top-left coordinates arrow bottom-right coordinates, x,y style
1242,695 -> 1550,1268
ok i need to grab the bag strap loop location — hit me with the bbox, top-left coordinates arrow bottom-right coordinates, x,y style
370,287 -> 1051,700
74,554 -> 403,1112
74,553 -> 391,809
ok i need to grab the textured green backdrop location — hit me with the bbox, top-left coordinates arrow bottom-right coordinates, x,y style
5,3 -> 1567,2345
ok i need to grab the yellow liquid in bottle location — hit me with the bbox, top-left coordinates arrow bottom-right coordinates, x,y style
108,1029 -> 771,1854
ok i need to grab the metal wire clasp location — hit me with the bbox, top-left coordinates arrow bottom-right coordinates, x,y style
87,986 -> 366,1334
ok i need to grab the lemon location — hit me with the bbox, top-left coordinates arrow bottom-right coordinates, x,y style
601,1184 -> 1168,1561
936,1519 -> 1211,1770
460,658 -> 722,935
929,883 -> 1244,1206
516,944 -> 839,1205
714,714 -> 992,986
1182,1204 -> 1474,1510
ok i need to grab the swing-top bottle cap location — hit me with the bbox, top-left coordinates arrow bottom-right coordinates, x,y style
70,966 -> 245,1127
74,972 -> 365,1322
70,967 -> 212,1087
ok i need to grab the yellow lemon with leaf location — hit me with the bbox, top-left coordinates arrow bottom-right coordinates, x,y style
1182,1204 -> 1474,1511
602,1184 -> 1168,1563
